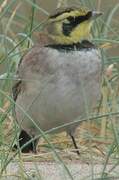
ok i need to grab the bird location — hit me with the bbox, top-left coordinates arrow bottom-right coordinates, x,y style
12,6 -> 102,154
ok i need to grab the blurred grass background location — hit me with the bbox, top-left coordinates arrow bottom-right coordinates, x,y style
0,0 -> 119,179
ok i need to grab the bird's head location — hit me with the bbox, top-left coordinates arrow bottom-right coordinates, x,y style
46,7 -> 102,44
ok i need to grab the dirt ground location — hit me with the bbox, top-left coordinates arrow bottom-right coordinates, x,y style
1,161 -> 119,180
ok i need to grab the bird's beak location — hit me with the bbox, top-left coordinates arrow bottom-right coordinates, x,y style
91,11 -> 103,19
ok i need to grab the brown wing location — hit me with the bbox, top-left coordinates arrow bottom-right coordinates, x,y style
12,80 -> 22,101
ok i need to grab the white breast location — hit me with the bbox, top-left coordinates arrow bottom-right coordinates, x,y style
15,47 -> 102,136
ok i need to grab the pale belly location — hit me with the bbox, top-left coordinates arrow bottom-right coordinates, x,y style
15,48 -> 101,136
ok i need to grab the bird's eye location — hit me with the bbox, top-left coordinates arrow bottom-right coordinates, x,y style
62,19 -> 72,36
67,16 -> 76,23
62,16 -> 78,36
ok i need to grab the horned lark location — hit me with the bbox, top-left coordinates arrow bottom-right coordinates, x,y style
13,7 -> 102,154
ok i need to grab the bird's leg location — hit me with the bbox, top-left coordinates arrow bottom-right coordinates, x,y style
32,136 -> 39,154
69,133 -> 80,155
13,130 -> 38,153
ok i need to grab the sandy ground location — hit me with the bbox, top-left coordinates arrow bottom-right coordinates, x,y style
1,161 -> 119,180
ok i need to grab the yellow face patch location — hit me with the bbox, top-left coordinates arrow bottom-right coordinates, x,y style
49,21 -> 92,44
